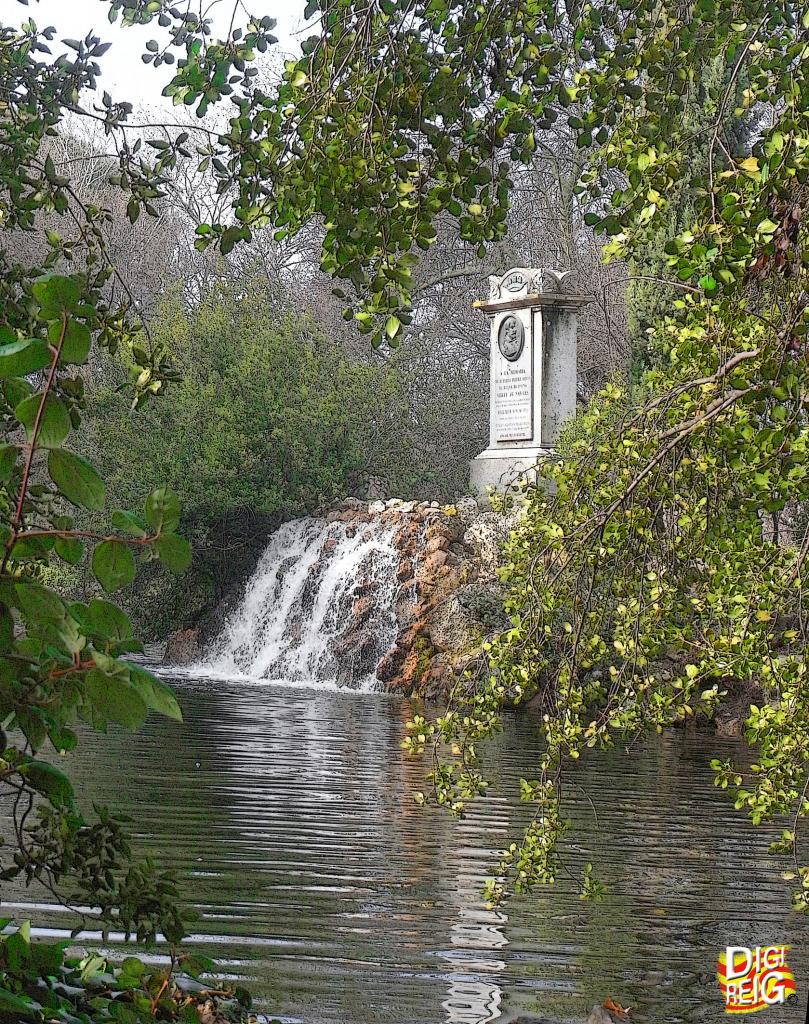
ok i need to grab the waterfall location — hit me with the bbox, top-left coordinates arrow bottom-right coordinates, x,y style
198,518 -> 401,690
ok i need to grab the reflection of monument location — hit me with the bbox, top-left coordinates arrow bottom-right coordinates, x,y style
439,868 -> 509,1024
469,267 -> 590,496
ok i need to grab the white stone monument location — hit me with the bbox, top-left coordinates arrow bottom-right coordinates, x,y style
469,267 -> 590,496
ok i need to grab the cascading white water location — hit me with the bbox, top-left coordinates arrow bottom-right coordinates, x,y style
198,518 -> 401,690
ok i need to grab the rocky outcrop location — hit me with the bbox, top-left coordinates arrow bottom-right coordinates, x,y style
331,496 -> 519,700
164,627 -> 201,665
713,677 -> 762,737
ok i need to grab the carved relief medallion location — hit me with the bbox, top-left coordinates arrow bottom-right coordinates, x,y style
497,315 -> 525,362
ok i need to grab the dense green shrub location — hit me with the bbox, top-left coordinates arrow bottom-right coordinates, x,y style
92,284 -> 402,523
81,282 -> 408,633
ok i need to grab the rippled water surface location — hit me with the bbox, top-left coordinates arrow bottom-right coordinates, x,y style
4,675 -> 808,1023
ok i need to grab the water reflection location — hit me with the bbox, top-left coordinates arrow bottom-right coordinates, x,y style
441,897 -> 507,1023
443,980 -> 502,1024
0,676 -> 807,1024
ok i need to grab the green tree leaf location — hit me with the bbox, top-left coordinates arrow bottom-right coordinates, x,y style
48,449 -> 105,510
111,510 -> 149,538
9,535 -> 51,563
49,319 -> 91,364
0,339 -> 51,379
15,393 -> 71,449
24,760 -> 75,808
144,487 -> 180,533
220,225 -> 242,255
120,957 -> 146,979
0,603 -> 13,652
4,376 -> 32,408
14,582 -> 65,623
385,315 -> 401,340
48,724 -> 78,755
85,668 -> 147,729
129,665 -> 183,722
32,274 -> 82,317
86,598 -> 133,642
0,444 -> 17,482
155,533 -> 192,573
0,986 -> 36,1018
54,537 -> 84,565
92,541 -> 136,593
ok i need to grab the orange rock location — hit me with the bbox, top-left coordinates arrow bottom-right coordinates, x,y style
351,595 -> 374,625
419,550 -> 448,575
376,646 -> 404,683
424,535 -> 449,555
396,557 -> 413,582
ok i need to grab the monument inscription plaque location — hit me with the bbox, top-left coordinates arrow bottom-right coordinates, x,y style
493,312 -> 532,441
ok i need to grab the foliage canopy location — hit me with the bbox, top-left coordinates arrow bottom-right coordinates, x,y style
0,0 -> 273,1011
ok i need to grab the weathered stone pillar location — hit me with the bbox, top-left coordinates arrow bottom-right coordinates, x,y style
469,267 -> 589,496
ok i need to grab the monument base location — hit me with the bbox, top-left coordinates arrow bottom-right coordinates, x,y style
469,446 -> 553,497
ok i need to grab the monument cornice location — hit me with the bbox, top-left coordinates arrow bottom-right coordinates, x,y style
473,292 -> 593,314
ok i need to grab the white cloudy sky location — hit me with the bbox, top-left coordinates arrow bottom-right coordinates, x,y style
20,0 -> 307,107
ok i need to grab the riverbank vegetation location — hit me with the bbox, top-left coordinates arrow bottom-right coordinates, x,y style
311,2 -> 805,908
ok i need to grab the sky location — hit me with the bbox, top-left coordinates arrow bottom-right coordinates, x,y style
22,0 -> 307,108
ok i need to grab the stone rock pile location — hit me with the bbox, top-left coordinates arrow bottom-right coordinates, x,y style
327,495 -> 518,700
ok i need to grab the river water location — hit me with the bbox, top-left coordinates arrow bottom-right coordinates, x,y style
4,674 -> 808,1023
